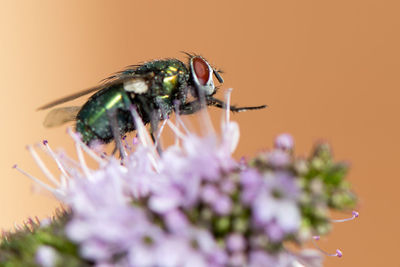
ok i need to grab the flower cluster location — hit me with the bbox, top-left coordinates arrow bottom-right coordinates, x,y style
6,92 -> 358,267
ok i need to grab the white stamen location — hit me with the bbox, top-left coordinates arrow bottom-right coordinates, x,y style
174,103 -> 190,135
221,89 -> 239,153
26,145 -> 60,187
13,165 -> 58,195
199,105 -> 215,136
39,141 -> 70,180
67,128 -> 106,165
154,118 -> 168,149
130,108 -> 153,148
60,174 -> 67,188
57,152 -> 81,174
130,107 -> 160,172
225,88 -> 233,124
167,120 -> 186,139
197,91 -> 215,136
74,139 -> 91,179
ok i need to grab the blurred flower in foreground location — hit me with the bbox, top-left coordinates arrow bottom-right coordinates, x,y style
4,91 -> 358,267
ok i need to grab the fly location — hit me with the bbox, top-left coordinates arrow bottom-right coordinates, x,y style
38,53 -> 267,152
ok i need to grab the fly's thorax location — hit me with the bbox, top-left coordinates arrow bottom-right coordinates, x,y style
162,65 -> 180,95
156,62 -> 190,103
133,59 -> 189,97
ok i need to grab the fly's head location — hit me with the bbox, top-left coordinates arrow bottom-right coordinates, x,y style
189,55 -> 224,98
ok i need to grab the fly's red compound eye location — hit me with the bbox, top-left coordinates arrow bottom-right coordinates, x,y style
192,57 -> 210,85
190,55 -> 216,96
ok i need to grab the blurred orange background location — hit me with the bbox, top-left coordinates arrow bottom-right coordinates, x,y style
0,0 -> 398,266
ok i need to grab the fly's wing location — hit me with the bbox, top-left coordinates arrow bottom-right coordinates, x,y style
43,106 -> 81,127
37,66 -> 142,111
41,70 -> 157,127
37,85 -> 107,110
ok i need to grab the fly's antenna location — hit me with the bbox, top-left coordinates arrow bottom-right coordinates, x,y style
180,51 -> 197,60
213,69 -> 224,84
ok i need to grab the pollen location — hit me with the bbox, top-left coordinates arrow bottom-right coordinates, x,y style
123,78 -> 148,94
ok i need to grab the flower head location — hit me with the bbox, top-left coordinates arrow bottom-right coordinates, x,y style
12,90 -> 358,267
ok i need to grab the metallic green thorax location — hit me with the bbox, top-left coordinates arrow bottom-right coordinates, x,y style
76,59 -> 190,144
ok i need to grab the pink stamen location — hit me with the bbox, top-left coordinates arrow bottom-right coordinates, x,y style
132,137 -> 138,145
330,210 -> 359,223
14,222 -> 21,231
312,236 -> 343,258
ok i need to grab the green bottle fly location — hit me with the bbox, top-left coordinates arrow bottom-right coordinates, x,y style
38,54 -> 266,145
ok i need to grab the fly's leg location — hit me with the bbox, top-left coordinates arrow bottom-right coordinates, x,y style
207,97 -> 267,112
106,109 -> 127,160
180,98 -> 266,115
150,111 -> 163,156
178,100 -> 204,115
135,95 -> 163,155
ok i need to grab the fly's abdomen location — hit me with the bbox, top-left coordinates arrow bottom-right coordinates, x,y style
76,86 -> 134,144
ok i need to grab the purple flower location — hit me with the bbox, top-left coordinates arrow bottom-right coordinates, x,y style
265,220 -> 285,242
266,150 -> 292,167
191,229 -> 228,266
65,205 -> 150,261
275,133 -> 294,150
265,171 -> 300,201
251,172 -> 301,241
125,146 -> 160,198
226,233 -> 246,252
249,250 -> 323,267
63,162 -> 156,262
212,194 -> 233,215
294,249 -> 323,267
20,91 -> 335,266
240,168 -> 263,204
164,209 -> 189,233
220,177 -> 236,194
249,250 -> 282,267
229,252 -> 246,267
35,245 -> 57,267
152,237 -> 195,267
148,185 -> 183,213
181,135 -> 224,181
127,228 -> 165,267
201,184 -> 220,204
